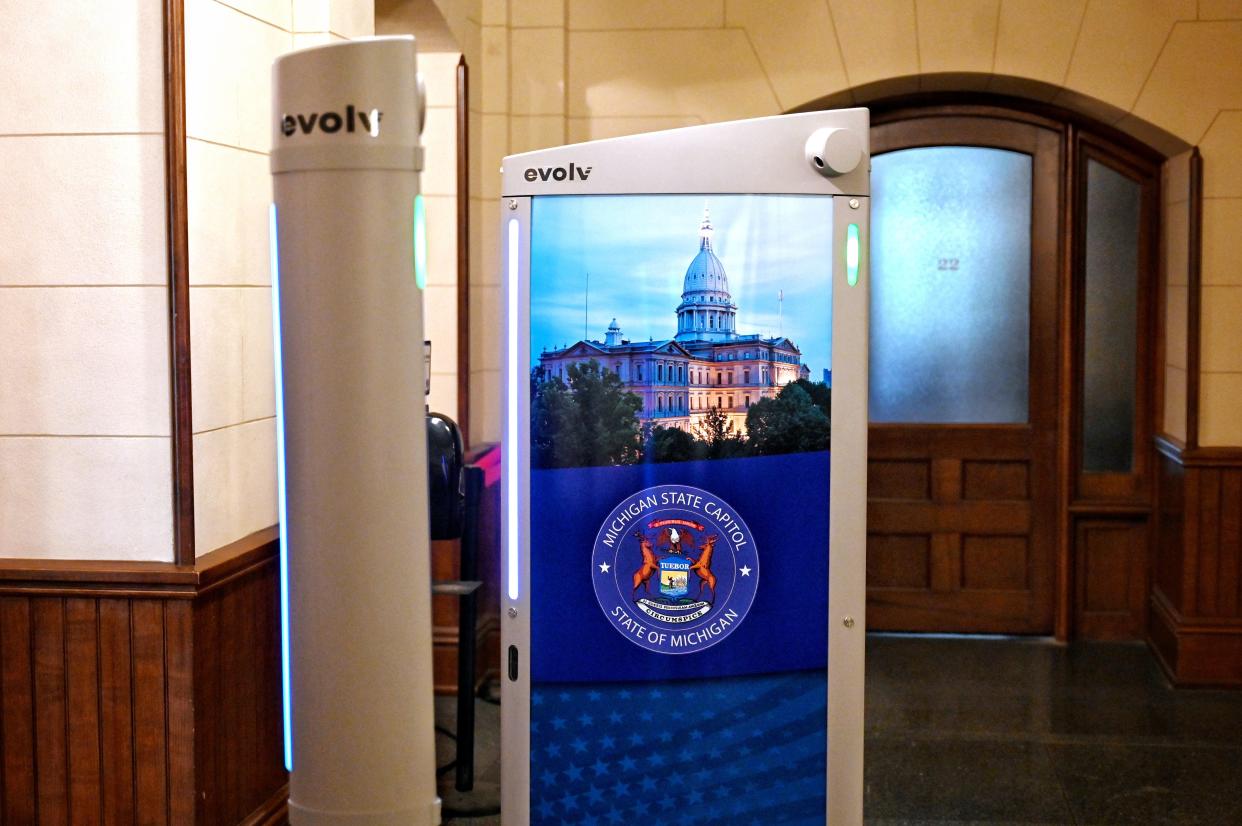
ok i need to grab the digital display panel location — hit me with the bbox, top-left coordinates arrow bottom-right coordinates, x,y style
525,193 -> 834,824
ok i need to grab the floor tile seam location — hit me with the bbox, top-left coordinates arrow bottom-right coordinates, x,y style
1042,739 -> 1084,826
864,730 -> 1242,751
1038,733 -> 1242,751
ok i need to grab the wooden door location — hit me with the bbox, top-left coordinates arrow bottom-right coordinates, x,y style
865,114 -> 1062,634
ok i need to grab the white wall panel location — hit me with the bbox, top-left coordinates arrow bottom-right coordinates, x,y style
0,136 -> 167,286
0,287 -> 170,437
0,437 -> 172,560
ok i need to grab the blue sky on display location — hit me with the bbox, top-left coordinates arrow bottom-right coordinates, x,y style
529,194 -> 834,376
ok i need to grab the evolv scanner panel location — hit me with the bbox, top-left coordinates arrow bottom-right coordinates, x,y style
501,110 -> 871,825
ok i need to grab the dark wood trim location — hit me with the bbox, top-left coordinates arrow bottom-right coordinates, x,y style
0,583 -> 196,601
239,783 -> 289,826
1160,437 -> 1242,467
871,98 -> 1063,136
1185,148 -> 1203,450
1068,501 -> 1152,515
1159,612 -> 1242,630
195,526 -> 280,593
1182,447 -> 1242,467
1153,159 -> 1168,450
163,0 -> 195,565
456,56 -> 471,448
0,560 -> 195,586
866,95 -> 1168,167
0,528 -> 278,597
1150,588 -> 1242,685
869,110 -> 1057,156
1056,120 -> 1076,641
0,562 -> 197,599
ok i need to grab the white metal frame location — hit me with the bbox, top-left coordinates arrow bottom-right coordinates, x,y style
501,108 -> 870,825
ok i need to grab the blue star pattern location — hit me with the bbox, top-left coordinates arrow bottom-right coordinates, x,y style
529,670 -> 827,824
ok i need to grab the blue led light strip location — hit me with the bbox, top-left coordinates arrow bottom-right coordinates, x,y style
269,203 -> 294,772
413,193 -> 427,289
506,218 -> 520,601
846,223 -> 860,287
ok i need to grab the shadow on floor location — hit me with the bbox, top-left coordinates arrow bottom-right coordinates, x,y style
437,636 -> 1242,825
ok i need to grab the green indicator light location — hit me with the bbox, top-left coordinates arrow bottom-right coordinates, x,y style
413,193 -> 427,290
846,222 -> 860,287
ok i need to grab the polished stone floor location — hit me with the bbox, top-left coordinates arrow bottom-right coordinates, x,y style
437,635 -> 1242,824
864,635 -> 1242,825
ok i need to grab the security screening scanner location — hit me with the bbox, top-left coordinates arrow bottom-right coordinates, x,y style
270,37 -> 440,825
502,111 -> 870,824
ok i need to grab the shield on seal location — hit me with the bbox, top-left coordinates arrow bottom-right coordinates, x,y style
658,556 -> 691,598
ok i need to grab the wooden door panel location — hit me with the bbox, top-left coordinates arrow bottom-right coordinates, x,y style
961,535 -> 1030,590
867,535 -> 930,589
868,447 -> 1051,631
868,460 -> 931,500
962,461 -> 1029,500
1075,520 -> 1148,639
867,533 -> 1034,591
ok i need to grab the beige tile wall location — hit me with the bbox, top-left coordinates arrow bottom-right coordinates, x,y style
440,0 -> 1242,449
421,51 -> 465,420
470,3 -> 506,446
992,0 -> 1086,88
1198,111 -> 1242,444
1162,151 -> 1193,443
0,1 -> 172,560
186,0 -> 373,556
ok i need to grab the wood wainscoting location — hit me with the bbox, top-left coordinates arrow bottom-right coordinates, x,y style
1151,438 -> 1242,685
0,528 -> 286,824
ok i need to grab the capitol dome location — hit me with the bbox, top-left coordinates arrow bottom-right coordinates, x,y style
683,238 -> 729,294
675,208 -> 737,343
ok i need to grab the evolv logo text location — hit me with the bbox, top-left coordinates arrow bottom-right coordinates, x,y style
280,106 -> 383,138
523,163 -> 592,182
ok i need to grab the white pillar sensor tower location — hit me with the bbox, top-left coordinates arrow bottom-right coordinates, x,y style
270,37 -> 440,825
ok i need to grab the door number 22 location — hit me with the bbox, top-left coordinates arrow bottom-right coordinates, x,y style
937,257 -> 960,271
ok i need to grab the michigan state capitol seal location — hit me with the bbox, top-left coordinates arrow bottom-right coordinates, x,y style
591,484 -> 758,654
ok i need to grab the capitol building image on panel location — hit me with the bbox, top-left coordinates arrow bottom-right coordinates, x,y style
538,210 -> 810,433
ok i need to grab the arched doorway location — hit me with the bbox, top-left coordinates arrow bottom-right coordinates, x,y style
861,99 -> 1164,637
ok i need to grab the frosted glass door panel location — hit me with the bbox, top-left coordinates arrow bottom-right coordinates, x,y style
1082,160 -> 1140,472
871,147 -> 1032,423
